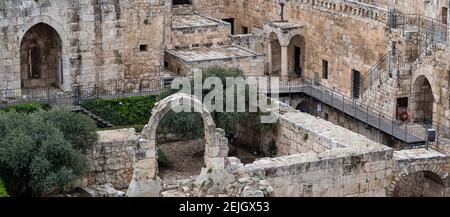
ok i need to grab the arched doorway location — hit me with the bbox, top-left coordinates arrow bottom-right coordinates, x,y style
20,23 -> 62,89
392,171 -> 446,197
412,75 -> 434,124
288,35 -> 306,79
127,93 -> 229,196
296,101 -> 309,113
269,32 -> 281,76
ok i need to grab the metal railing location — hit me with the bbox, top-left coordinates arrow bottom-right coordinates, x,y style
390,12 -> 448,42
362,50 -> 395,93
264,78 -> 427,145
0,77 -> 166,108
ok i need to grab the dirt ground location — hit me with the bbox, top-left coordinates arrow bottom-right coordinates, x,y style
158,139 -> 256,184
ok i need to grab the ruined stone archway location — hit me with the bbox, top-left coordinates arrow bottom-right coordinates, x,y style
20,23 -> 62,89
388,161 -> 448,197
412,75 -> 434,124
390,170 -> 446,197
127,93 -> 229,197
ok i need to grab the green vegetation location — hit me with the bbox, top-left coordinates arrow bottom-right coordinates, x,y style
81,96 -> 159,126
1,103 -> 50,114
158,66 -> 251,139
0,108 -> 98,197
0,178 -> 8,197
38,108 -> 99,154
157,148 -> 170,168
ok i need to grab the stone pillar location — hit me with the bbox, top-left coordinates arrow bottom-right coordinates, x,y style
268,42 -> 272,75
281,45 -> 289,80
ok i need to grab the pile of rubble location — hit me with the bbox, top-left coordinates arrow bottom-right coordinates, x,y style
161,157 -> 274,197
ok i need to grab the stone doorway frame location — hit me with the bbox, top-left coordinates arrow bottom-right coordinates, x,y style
15,16 -> 72,92
128,93 -> 229,191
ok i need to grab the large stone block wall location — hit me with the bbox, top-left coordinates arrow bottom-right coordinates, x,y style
170,16 -> 231,49
165,48 -> 266,76
279,95 -> 398,147
192,0 -> 392,99
82,128 -> 139,190
0,0 -> 166,91
244,143 -> 393,197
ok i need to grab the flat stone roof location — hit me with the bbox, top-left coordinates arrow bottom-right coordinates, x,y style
166,46 -> 263,62
269,21 -> 305,30
172,14 -> 225,29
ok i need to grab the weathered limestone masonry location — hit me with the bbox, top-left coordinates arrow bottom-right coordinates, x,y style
242,97 -> 393,197
239,96 -> 450,197
165,46 -> 265,76
127,93 -> 230,197
192,0 -> 392,97
73,94 -> 450,197
390,149 -> 450,197
276,95 -> 396,146
169,14 -> 231,49
82,128 -> 139,190
0,0 -> 165,92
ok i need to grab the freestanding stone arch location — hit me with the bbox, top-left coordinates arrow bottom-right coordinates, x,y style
127,93 -> 229,197
389,167 -> 448,197
389,154 -> 449,197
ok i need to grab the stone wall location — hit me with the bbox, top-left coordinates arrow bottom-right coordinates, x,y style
244,149 -> 393,197
165,46 -> 265,76
82,128 -> 139,190
389,148 -> 449,197
0,0 -> 166,91
170,15 -> 231,49
191,0 -> 392,99
239,96 -> 394,196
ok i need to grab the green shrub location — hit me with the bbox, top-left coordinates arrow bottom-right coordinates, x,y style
0,110 -> 94,196
1,103 -> 50,114
0,178 -> 8,197
159,66 -> 250,138
37,108 -> 98,154
157,148 -> 171,168
81,96 -> 158,126
157,109 -> 205,140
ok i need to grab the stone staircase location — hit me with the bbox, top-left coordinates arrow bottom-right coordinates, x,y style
362,13 -> 443,101
72,106 -> 114,128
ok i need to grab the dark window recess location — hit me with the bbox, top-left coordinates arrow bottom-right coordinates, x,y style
322,60 -> 329,79
222,18 -> 235,35
397,97 -> 408,108
242,26 -> 249,34
352,70 -> 361,99
173,0 -> 191,6
294,46 -> 302,77
442,7 -> 448,24
164,61 -> 169,68
140,44 -> 148,52
324,113 -> 329,121
30,47 -> 41,79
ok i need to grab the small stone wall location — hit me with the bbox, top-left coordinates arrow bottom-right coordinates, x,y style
170,15 -> 231,49
165,46 -> 265,76
82,128 -> 139,190
244,148 -> 393,197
